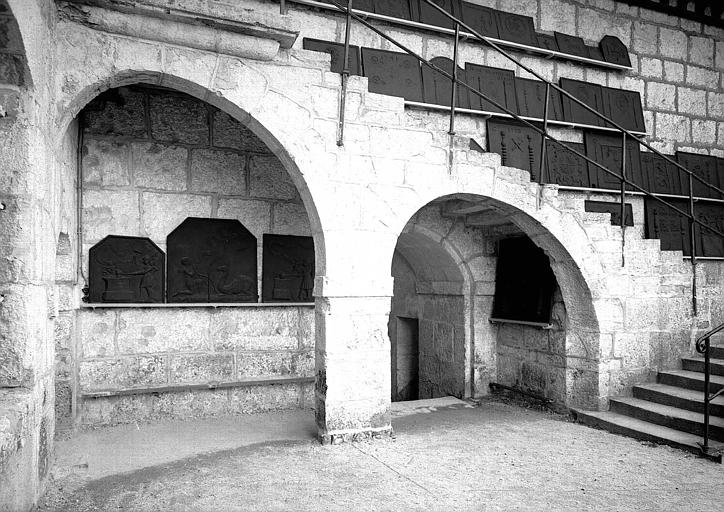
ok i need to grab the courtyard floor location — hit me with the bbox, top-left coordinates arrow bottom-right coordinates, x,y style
38,397 -> 722,511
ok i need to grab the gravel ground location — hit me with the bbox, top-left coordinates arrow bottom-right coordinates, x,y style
38,397 -> 723,511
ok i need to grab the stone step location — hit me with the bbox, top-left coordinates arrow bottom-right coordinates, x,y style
633,383 -> 724,417
572,409 -> 723,462
658,369 -> 724,393
681,357 -> 724,376
609,397 -> 724,441
710,344 -> 724,360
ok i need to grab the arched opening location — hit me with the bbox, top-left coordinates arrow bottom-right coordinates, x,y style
54,80 -> 323,431
390,194 -> 600,411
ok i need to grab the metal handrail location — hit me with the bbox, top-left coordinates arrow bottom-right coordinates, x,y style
295,0 -> 724,313
695,321 -> 724,457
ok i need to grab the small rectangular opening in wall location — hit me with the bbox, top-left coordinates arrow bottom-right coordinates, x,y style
393,316 -> 419,402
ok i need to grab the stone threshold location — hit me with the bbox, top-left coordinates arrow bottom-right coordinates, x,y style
81,302 -> 315,308
81,376 -> 315,398
489,317 -> 553,329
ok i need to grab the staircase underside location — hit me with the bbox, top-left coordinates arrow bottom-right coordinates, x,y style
572,344 -> 724,463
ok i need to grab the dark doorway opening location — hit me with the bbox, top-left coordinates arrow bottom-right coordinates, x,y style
392,317 -> 419,402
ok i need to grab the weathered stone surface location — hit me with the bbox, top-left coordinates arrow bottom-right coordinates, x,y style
639,57 -> 662,79
80,356 -> 167,391
248,155 -> 297,200
170,354 -> 234,383
116,309 -> 210,353
664,61 -> 684,82
82,139 -> 131,187
689,36 -> 714,67
132,143 -> 187,191
659,27 -> 688,60
645,82 -> 676,112
677,87 -> 706,116
655,112 -> 690,143
213,111 -> 270,153
229,383 -> 301,413
632,21 -> 658,55
210,308 -> 299,351
84,88 -> 147,138
79,309 -> 116,358
272,202 -> 311,236
237,352 -> 294,378
686,65 -> 719,89
149,93 -> 208,144
190,149 -> 246,194
82,190 -> 140,243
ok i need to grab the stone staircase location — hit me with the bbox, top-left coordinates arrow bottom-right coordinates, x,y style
574,338 -> 724,462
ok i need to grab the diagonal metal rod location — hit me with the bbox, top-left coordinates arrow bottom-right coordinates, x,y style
336,0 -> 353,146
322,0 -> 724,241
620,131 -> 627,267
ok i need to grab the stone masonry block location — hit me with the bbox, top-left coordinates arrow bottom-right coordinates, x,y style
539,0 -> 576,34
708,92 -> 724,119
655,113 -> 690,143
82,190 -> 140,243
632,21 -> 658,55
0,53 -> 24,85
149,93 -> 208,145
190,149 -> 246,194
79,309 -> 116,358
116,309 -> 210,354
716,41 -> 724,71
689,36 -> 714,67
237,351 -> 294,378
82,139 -> 131,187
299,308 -> 314,349
170,354 -> 234,384
664,61 -> 684,82
54,313 -> 73,351
140,191 -> 211,242
80,356 -> 167,391
271,202 -> 311,236
0,87 -> 18,118
210,308 -> 299,351
132,143 -> 187,191
229,383 -> 300,414
248,155 -> 297,200
577,9 -> 631,44
658,27 -> 688,60
686,65 -> 719,90
678,87 -> 707,117
84,87 -> 147,138
646,82 -> 676,112
639,58 -> 662,79
216,199 -> 270,241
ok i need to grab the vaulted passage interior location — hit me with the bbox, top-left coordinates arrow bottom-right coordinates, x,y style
55,84 -> 318,429
389,195 -> 594,409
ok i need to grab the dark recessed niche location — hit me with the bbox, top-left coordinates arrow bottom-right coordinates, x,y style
492,236 -> 556,323
262,234 -> 315,303
88,236 -> 165,303
167,217 -> 258,303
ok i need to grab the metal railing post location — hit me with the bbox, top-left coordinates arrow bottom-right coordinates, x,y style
448,23 -> 460,136
280,0 -> 287,15
688,169 -> 698,316
620,132 -> 627,267
337,0 -> 353,147
537,83 -> 551,209
702,335 -> 711,453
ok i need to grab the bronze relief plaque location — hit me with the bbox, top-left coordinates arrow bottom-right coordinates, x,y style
600,35 -> 631,67
362,48 -> 423,102
514,77 -> 564,121
88,236 -> 165,303
645,198 -> 691,254
641,152 -> 683,196
560,78 -> 605,127
554,32 -> 588,58
676,152 -> 720,199
372,0 -> 413,20
584,132 -> 643,191
422,57 -> 470,108
494,10 -> 539,48
694,203 -> 724,257
262,234 -> 315,303
487,119 -> 543,180
537,34 -> 559,52
167,217 -> 258,303
461,3 -> 499,38
543,141 -> 590,187
466,63 -> 517,114
602,86 -> 645,133
584,200 -> 634,227
303,38 -> 362,76
416,0 -> 462,29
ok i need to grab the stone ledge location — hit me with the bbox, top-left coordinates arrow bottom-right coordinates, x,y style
319,425 -> 393,445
